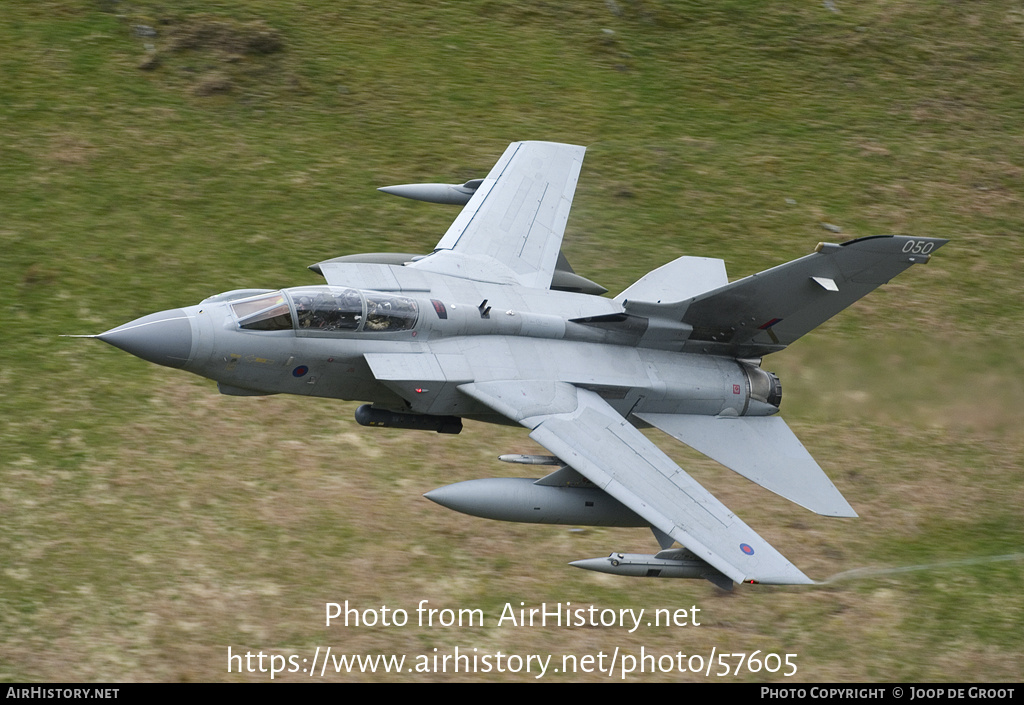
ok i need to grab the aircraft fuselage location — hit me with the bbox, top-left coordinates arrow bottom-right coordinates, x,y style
103,284 -> 780,427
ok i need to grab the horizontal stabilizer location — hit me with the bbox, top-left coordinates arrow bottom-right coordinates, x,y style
636,412 -> 857,518
616,256 -> 728,304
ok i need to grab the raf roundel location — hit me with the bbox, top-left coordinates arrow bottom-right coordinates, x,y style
292,365 -> 309,378
740,543 -> 755,556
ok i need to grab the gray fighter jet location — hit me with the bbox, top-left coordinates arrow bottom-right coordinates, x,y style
91,141 -> 947,588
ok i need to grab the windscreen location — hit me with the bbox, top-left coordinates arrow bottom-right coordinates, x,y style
230,292 -> 292,331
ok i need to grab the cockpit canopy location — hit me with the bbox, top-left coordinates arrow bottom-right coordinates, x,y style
230,292 -> 292,331
229,287 -> 418,334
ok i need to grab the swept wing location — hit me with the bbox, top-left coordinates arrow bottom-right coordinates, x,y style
312,141 -> 588,293
408,141 -> 586,288
459,380 -> 813,585
636,413 -> 857,518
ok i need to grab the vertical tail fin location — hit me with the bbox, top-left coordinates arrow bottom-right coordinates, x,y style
623,236 -> 948,357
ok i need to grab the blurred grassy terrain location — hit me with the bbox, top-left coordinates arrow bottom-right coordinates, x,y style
1,0 -> 1021,682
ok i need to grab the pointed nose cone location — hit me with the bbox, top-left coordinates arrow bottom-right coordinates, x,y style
98,309 -> 194,369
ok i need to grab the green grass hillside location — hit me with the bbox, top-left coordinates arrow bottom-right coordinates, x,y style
1,1 -> 1021,681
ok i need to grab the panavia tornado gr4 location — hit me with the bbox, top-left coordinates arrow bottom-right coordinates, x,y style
90,141 -> 947,589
